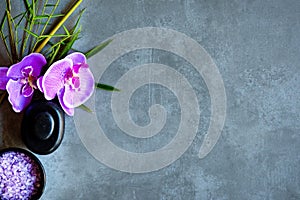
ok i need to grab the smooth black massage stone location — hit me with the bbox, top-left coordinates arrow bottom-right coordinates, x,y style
21,101 -> 65,155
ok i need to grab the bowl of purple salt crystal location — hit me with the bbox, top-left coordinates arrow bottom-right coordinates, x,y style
0,148 -> 45,200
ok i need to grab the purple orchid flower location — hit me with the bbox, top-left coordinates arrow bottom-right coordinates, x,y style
40,52 -> 94,116
5,53 -> 46,112
0,67 -> 9,90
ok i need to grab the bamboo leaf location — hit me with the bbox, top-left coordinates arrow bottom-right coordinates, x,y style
58,29 -> 80,59
70,8 -> 85,33
56,8 -> 84,58
95,83 -> 120,92
48,43 -> 61,65
45,4 -> 57,7
13,12 -> 25,20
78,104 -> 93,113
6,9 -> 18,62
34,14 -> 64,20
0,13 -> 6,29
24,0 -> 31,10
38,0 -> 60,36
15,12 -> 27,27
31,0 -> 36,16
22,0 -> 38,54
0,13 -> 12,62
24,28 -> 39,38
33,21 -> 53,25
0,30 -> 12,63
84,39 -> 112,59
38,34 -> 70,38
62,25 -> 70,35
43,36 -> 71,54
34,0 -> 83,53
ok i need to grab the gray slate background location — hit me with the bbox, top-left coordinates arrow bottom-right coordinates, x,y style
0,0 -> 300,199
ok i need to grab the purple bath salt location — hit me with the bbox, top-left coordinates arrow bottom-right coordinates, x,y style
0,151 -> 43,200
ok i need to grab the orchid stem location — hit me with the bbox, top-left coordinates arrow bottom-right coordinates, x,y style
34,0 -> 82,53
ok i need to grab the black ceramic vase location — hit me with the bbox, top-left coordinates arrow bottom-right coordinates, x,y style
21,100 -> 65,155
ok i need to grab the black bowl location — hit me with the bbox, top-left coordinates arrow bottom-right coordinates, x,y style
21,100 -> 65,155
0,147 -> 46,200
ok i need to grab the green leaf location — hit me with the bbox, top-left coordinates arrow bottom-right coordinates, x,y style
1,0 -> 84,62
84,39 -> 112,59
15,12 -> 27,27
58,28 -> 80,59
48,43 -> 61,65
63,25 -> 70,35
34,14 -> 64,20
22,0 -> 39,55
0,13 -> 12,63
38,0 -> 60,37
13,12 -> 25,20
0,13 -> 6,29
23,0 -> 30,10
78,104 -> 93,113
47,7 -> 84,61
24,28 -> 39,38
95,83 -> 120,92
34,0 -> 83,53
38,34 -> 70,38
70,8 -> 85,33
33,21 -> 53,25
6,9 -> 18,62
45,4 -> 57,7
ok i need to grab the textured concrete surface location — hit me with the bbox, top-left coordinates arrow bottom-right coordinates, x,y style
1,0 -> 300,199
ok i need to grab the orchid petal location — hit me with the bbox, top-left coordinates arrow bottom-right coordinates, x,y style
0,67 -> 9,90
6,79 -> 32,112
42,58 -> 72,100
66,52 -> 86,65
37,76 -> 44,93
63,67 -> 94,108
73,63 -> 89,74
21,84 -> 34,97
72,77 -> 80,88
58,88 -> 74,116
21,66 -> 33,77
7,53 -> 46,78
